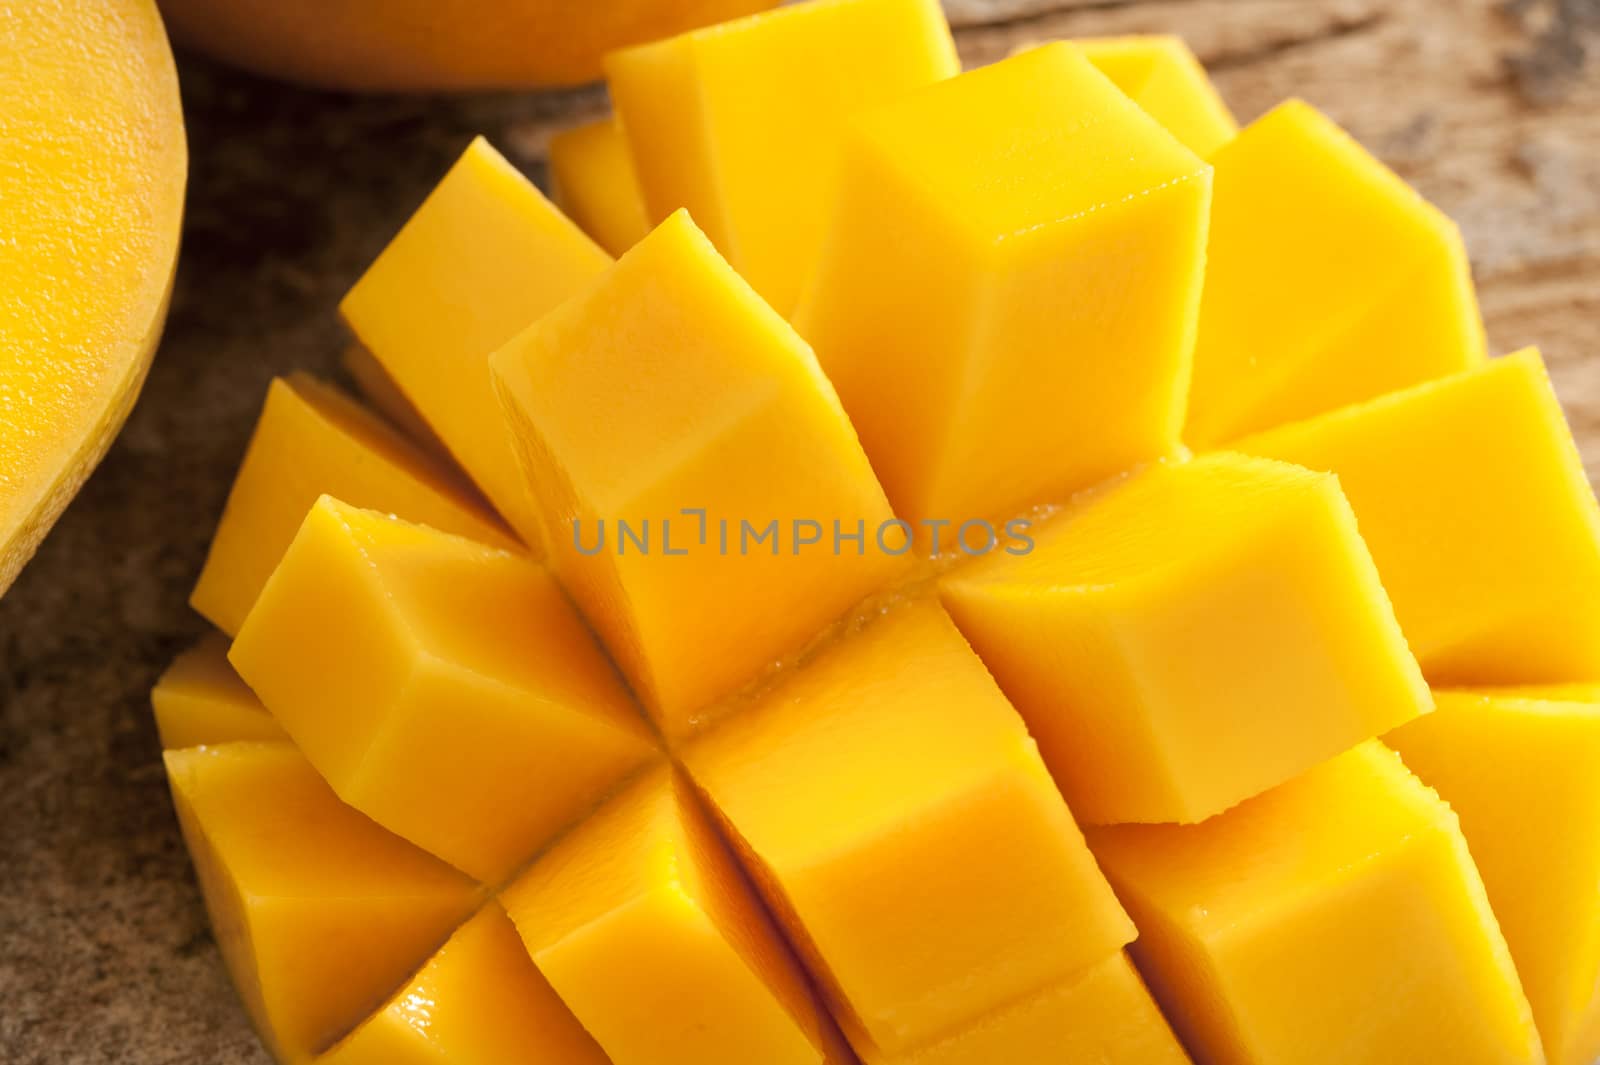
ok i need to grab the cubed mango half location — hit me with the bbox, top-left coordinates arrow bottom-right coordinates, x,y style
151,632 -> 286,749
548,117 -> 651,257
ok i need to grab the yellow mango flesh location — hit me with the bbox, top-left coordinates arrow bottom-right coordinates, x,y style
340,344 -> 451,462
942,452 -> 1431,825
1185,100 -> 1486,447
322,903 -> 610,1065
549,118 -> 652,257
492,209 -> 900,738
0,0 -> 186,593
191,374 -> 515,636
606,0 -> 959,314
164,743 -> 481,1063
684,599 -> 1134,1057
1389,691 -> 1600,1065
152,633 -> 287,749
341,137 -> 612,549
1074,36 -> 1238,156
1235,349 -> 1600,684
1089,742 -> 1542,1065
502,765 -> 852,1065
795,43 -> 1211,532
231,497 -> 658,884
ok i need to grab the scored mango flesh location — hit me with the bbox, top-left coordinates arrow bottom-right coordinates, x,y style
162,2 -> 1599,1063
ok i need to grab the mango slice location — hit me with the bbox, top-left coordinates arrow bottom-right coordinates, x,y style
1088,742 -> 1542,1065
502,765 -> 853,1065
549,118 -> 652,257
1235,349 -> 1600,684
606,0 -> 958,314
230,498 -> 658,884
684,599 -> 1133,1057
191,374 -> 514,636
942,452 -> 1430,825
1073,36 -> 1238,156
1,0 -> 186,593
1185,100 -> 1486,447
340,344 -> 450,461
492,210 -> 899,738
1389,691 -> 1600,1065
164,743 -> 480,1064
151,633 -> 287,750
341,138 -> 612,549
322,903 -> 610,1065
795,43 -> 1212,533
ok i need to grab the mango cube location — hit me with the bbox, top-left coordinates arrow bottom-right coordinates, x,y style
684,599 -> 1133,1057
190,373 -> 513,636
1235,349 -> 1600,684
492,210 -> 899,737
795,43 -> 1212,532
1389,690 -> 1600,1065
231,498 -> 658,884
340,343 -> 450,461
1185,100 -> 1486,447
1088,742 -> 1543,1065
164,743 -> 480,1063
943,452 -> 1430,825
341,137 -> 612,547
501,765 -> 852,1065
605,0 -> 958,313
151,633 -> 286,749
322,903 -> 610,1065
1074,36 -> 1238,156
549,117 -> 651,257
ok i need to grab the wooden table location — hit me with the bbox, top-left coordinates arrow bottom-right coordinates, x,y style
1,2 -> 1594,1061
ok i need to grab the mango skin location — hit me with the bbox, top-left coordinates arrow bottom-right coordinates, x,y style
157,0 -> 782,91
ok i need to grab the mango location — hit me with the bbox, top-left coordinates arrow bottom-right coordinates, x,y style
341,137 -> 612,549
942,452 -> 1430,825
151,633 -> 287,749
492,210 -> 899,738
1185,100 -> 1486,447
1064,36 -> 1238,156
795,42 -> 1212,533
549,118 -> 651,257
501,765 -> 853,1065
191,374 -> 514,636
164,743 -> 480,1063
1389,691 -> 1600,1065
606,0 -> 959,314
1235,349 -> 1600,684
1,0 -> 186,594
1089,742 -> 1542,1065
340,344 -> 450,461
684,599 -> 1134,1058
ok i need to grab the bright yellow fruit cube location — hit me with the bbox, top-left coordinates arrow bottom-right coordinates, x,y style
943,452 -> 1430,824
1235,349 -> 1600,684
1185,100 -> 1486,446
548,117 -> 651,257
501,765 -> 853,1065
684,599 -> 1134,1057
492,210 -> 900,738
1073,35 -> 1237,156
151,632 -> 286,749
230,498 -> 658,884
605,0 -> 958,313
795,42 -> 1211,534
1088,742 -> 1542,1065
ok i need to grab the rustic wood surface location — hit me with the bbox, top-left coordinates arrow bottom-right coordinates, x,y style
1,2 -> 1595,1062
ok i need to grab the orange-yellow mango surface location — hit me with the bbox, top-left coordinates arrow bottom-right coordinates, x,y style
151,633 -> 286,749
231,498 -> 657,884
191,374 -> 514,636
1185,100 -> 1486,447
341,137 -> 612,548
164,743 -> 480,1064
340,343 -> 450,461
492,210 -> 899,738
322,903 -> 610,1065
606,0 -> 958,314
943,452 -> 1430,825
1064,36 -> 1238,156
1089,742 -> 1543,1065
1,0 -> 186,593
1235,349 -> 1600,684
1389,691 -> 1600,1065
684,599 -> 1134,1057
502,765 -> 853,1065
549,118 -> 651,257
795,43 -> 1212,533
